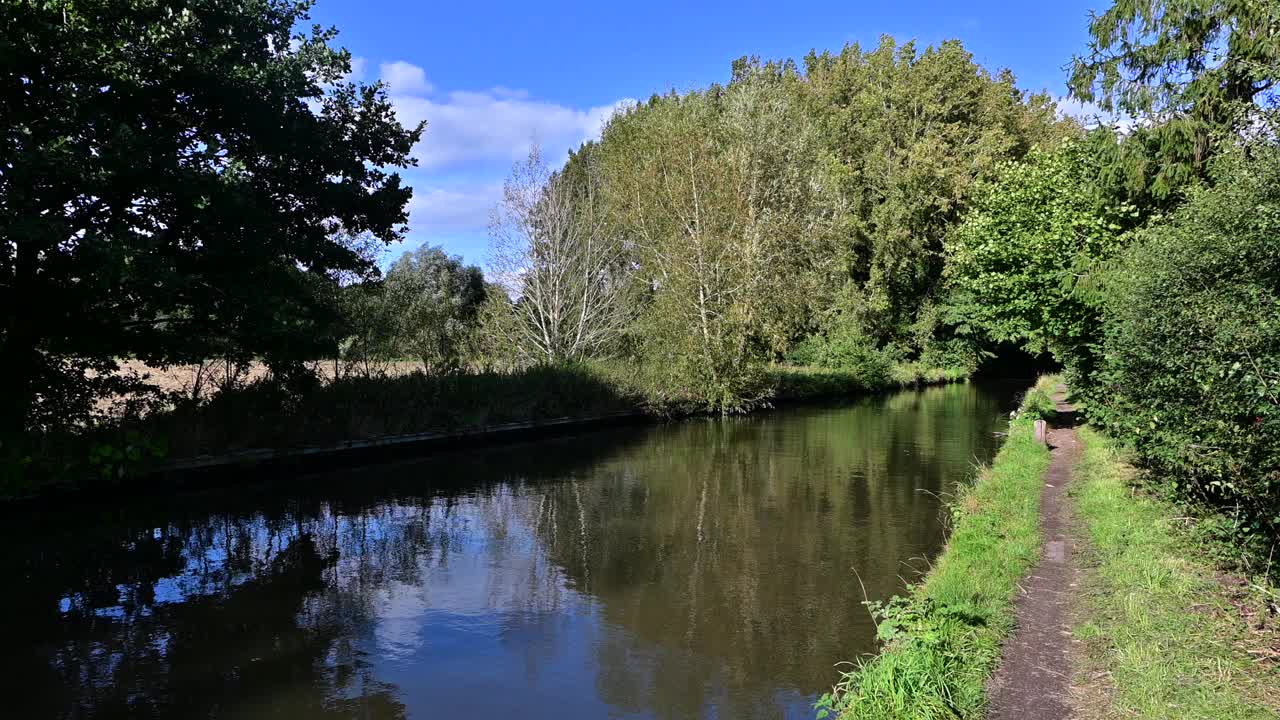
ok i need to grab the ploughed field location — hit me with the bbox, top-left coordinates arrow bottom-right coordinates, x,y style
3,382 -> 1021,719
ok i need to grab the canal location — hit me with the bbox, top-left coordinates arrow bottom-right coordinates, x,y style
4,381 -> 1022,719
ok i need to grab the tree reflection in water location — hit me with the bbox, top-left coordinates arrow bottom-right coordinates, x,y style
1,381 -> 1020,719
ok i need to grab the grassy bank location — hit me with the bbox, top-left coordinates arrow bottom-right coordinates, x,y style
8,359 -> 967,500
769,363 -> 968,402
817,376 -> 1058,720
1071,427 -> 1279,720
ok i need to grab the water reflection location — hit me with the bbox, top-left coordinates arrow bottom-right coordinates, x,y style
2,382 -> 1020,719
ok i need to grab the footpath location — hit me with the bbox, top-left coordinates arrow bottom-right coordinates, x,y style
986,388 -> 1080,720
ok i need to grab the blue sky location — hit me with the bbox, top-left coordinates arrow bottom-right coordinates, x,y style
307,0 -> 1106,267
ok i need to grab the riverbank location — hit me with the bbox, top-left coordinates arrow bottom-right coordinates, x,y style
817,376 -> 1058,719
5,359 -> 969,502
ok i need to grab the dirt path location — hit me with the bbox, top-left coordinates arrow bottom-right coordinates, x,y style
987,391 -> 1081,720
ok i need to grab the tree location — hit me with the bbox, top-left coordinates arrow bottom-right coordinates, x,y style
333,281 -> 397,379
0,0 -> 421,439
487,145 -> 633,364
1069,0 -> 1280,196
598,62 -> 840,409
943,141 -> 1138,377
383,245 -> 485,372
1089,136 -> 1280,540
801,36 -> 1075,342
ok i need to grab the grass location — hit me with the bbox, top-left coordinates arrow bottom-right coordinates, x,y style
769,363 -> 968,402
7,358 -> 970,500
818,376 -> 1058,719
1071,427 -> 1280,720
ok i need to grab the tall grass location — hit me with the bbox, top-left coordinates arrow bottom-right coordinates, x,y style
817,376 -> 1058,720
9,358 -> 973,499
1072,428 -> 1280,720
146,363 -> 643,457
769,363 -> 968,402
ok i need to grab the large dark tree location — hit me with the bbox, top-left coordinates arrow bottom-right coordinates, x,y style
0,0 -> 422,438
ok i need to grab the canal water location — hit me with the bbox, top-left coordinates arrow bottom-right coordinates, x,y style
4,381 -> 1022,719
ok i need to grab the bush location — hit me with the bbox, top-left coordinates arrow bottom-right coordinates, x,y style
1018,383 -> 1058,421
917,338 -> 984,378
1087,140 -> 1280,541
787,329 -> 900,389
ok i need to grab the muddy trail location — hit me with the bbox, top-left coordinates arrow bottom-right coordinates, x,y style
987,390 -> 1081,720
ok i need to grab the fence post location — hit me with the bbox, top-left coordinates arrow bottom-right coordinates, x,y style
1034,419 -> 1048,445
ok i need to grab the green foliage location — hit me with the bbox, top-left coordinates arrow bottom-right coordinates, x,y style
1086,138 -> 1280,540
787,329 -> 899,388
0,0 -> 420,444
384,245 -> 486,372
802,36 -> 1078,338
87,431 -> 169,481
820,379 -> 1055,719
816,596 -> 996,720
334,281 -> 399,376
945,140 -> 1139,375
579,41 -> 1071,410
769,363 -> 967,404
1069,0 -> 1280,198
1017,384 -> 1058,422
597,61 -> 836,411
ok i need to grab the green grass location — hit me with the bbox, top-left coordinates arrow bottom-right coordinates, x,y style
1072,427 -> 1280,720
1018,379 -> 1058,420
8,358 -> 973,500
769,363 -> 968,402
818,375 -> 1058,720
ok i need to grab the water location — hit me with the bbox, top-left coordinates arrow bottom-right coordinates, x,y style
3,381 -> 1022,719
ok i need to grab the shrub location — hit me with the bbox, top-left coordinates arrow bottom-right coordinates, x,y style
1018,382 -> 1058,421
787,329 -> 900,389
1087,139 -> 1280,541
917,339 -> 984,377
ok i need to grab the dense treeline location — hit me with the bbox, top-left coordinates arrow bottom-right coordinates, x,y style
467,38 -> 1075,409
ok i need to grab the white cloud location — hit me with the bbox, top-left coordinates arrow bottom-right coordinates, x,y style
380,60 -> 434,96
405,181 -> 503,234
376,60 -> 633,170
347,56 -> 368,83
364,61 -> 636,261
392,91 -> 633,169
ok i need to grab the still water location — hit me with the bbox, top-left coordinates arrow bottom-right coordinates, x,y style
4,381 -> 1021,719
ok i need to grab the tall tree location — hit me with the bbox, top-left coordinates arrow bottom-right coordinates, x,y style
487,145 -> 633,364
0,0 -> 422,438
1070,0 -> 1280,196
384,245 -> 485,372
801,36 -> 1074,342
599,62 -> 841,409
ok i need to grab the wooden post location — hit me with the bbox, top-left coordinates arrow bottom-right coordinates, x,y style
1034,419 -> 1048,445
